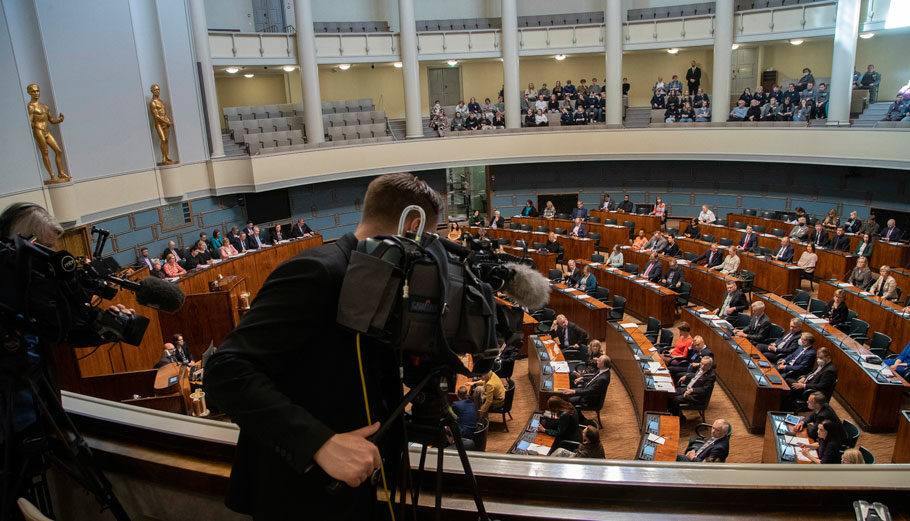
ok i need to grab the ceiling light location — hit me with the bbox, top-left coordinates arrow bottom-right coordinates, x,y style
731,43 -> 740,50
225,67 -> 239,74
282,65 -> 296,72
244,73 -> 254,78
555,54 -> 566,61
789,39 -> 804,45
338,63 -> 351,70
667,48 -> 679,54
859,32 -> 875,39
393,61 -> 403,68
447,60 -> 459,67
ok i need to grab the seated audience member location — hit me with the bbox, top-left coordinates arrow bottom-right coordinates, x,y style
161,240 -> 183,266
797,242 -> 818,278
450,386 -> 477,449
813,83 -> 829,118
538,83 -> 551,100
870,265 -> 898,299
848,256 -> 875,290
884,94 -> 909,121
476,371 -> 506,418
844,211 -> 862,233
542,201 -> 557,219
664,102 -> 679,123
728,100 -> 748,121
653,76 -> 666,95
607,244 -> 624,268
631,229 -> 648,249
789,217 -> 810,240
561,98 -> 574,112
569,217 -> 587,238
880,218 -> 902,241
886,340 -> 910,379
668,356 -> 716,417
564,259 -> 582,285
534,109 -> 549,126
842,448 -> 865,464
521,199 -> 538,217
150,259 -> 166,279
798,419 -> 845,464
758,318 -> 803,362
769,84 -> 783,104
618,194 -> 635,213
551,314 -> 590,351
538,396 -> 582,455
570,340 -> 603,384
694,101 -> 710,122
796,68 -> 815,92
481,98 -> 496,119
752,85 -> 768,106
668,335 -> 712,383
821,208 -> 839,229
576,264 -> 597,295
830,226 -> 851,251
662,257 -> 686,288
859,214 -> 880,237
650,91 -> 666,109
641,251 -> 663,282
454,100 -> 468,116
693,89 -> 709,106
777,333 -> 816,380
684,219 -> 702,240
716,248 -> 740,275
429,112 -> 447,136
450,112 -> 466,131
573,105 -> 588,125
745,99 -> 762,121
561,355 -> 611,409
291,217 -> 313,238
737,224 -> 758,252
552,81 -> 564,100
478,113 -> 492,129
771,236 -> 794,262
644,231 -> 667,252
601,194 -> 617,211
784,83 -> 801,105
491,111 -> 506,128
738,88 -> 753,105
760,97 -> 781,121
823,289 -> 850,327
787,347 -> 837,408
162,253 -> 186,278
668,75 -> 682,92
246,226 -> 264,249
563,79 -> 577,99
677,418 -> 730,462
465,112 -> 480,130
714,280 -> 748,319
269,224 -> 285,243
663,236 -> 682,258
136,246 -> 154,271
809,223 -> 829,247
793,391 -> 844,440
524,83 -> 538,101
854,233 -> 874,259
547,94 -> 560,113
534,95 -> 549,114
219,239 -> 239,259
559,107 -> 573,125
155,343 -> 181,368
795,99 -> 812,121
698,205 -> 716,224
490,210 -> 505,229
660,322 -> 693,364
695,243 -> 724,268
859,64 -> 881,103
553,425 -> 605,459
734,301 -> 771,344
778,97 -> 794,120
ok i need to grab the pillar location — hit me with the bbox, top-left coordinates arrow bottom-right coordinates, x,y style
501,0 -> 520,129
398,0 -> 423,138
710,0 -> 734,122
188,0 -> 224,157
605,0 -> 623,125
294,0 -> 325,143
827,0 -> 861,125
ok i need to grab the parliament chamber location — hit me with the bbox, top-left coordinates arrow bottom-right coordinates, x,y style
2,0 -> 910,520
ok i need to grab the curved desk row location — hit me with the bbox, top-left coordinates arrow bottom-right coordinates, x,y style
576,260 -> 678,325
466,226 -> 595,264
817,279 -> 910,355
590,209 -> 662,237
619,246 -> 738,309
604,322 -> 675,424
527,335 -> 571,411
548,283 -> 611,341
511,216 -> 630,250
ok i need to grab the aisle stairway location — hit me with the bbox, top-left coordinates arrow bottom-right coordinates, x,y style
852,102 -> 891,127
387,117 -> 437,139
623,106 -> 651,128
221,133 -> 246,157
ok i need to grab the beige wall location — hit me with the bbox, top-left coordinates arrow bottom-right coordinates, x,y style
622,49 -> 714,106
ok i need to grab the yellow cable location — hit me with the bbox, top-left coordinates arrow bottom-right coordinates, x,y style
356,333 -> 397,521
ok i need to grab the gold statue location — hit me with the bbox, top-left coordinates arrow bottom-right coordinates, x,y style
26,84 -> 70,183
149,84 -> 177,165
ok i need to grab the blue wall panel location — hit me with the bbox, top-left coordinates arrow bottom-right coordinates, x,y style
116,227 -> 154,249
133,209 -> 160,228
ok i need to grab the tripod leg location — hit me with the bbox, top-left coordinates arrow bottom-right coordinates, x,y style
2,384 -> 17,521
434,433 -> 445,521
412,443 -> 427,512
445,417 -> 490,521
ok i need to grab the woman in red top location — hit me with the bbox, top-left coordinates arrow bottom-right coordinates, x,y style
650,196 -> 667,227
162,252 -> 186,278
661,322 -> 693,364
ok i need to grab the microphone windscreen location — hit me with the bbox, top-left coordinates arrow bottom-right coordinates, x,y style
137,276 -> 186,312
501,262 -> 550,310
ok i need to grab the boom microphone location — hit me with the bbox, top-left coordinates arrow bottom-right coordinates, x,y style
501,262 -> 550,310
105,275 -> 186,312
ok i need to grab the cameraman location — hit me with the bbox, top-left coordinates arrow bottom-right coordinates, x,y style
204,173 -> 445,520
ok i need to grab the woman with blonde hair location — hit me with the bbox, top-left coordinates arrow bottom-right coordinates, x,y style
542,200 -> 557,219
841,448 -> 864,464
822,208 -> 839,229
715,248 -> 740,275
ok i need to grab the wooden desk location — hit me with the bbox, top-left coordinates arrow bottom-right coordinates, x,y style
893,410 -> 910,463
512,216 -> 629,251
604,323 -> 674,424
576,260 -> 677,325
761,412 -> 815,464
620,246 -> 737,309
757,293 -> 910,431
676,237 -> 802,296
685,308 -> 789,433
891,267 -> 910,302
636,412 -> 680,461
468,226 -> 594,263
508,412 -> 556,456
495,297 -> 538,358
817,280 -> 910,355
159,274 -> 248,355
590,209 -> 662,237
498,245 -> 558,276
548,283 -> 611,342
527,335 -> 572,410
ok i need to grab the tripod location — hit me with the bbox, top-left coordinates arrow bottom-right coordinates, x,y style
0,328 -> 131,521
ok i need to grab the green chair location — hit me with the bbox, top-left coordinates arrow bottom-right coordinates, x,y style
843,419 -> 860,449
858,446 -> 875,464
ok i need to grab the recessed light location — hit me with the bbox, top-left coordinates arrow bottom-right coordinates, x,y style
338,63 -> 351,70
447,60 -> 458,66
731,43 -> 740,50
859,32 -> 875,39
244,73 -> 254,78
282,65 -> 296,72
393,61 -> 403,68
667,48 -> 679,54
225,67 -> 239,74
789,39 -> 804,45
555,54 -> 566,61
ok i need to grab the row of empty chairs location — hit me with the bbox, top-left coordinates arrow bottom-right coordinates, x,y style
313,21 -> 391,34
628,2 -> 715,20
260,135 -> 395,155
321,99 -> 375,114
517,11 -> 604,27
223,99 -> 375,123
228,117 -> 305,137
327,125 -> 392,143
244,130 -> 306,154
323,111 -> 386,127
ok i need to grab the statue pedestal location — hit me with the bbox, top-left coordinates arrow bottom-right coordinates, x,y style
159,163 -> 184,198
47,181 -> 77,223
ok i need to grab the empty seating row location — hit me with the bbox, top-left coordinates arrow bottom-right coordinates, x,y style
261,136 -> 395,154
416,18 -> 501,32
734,0 -> 817,12
321,99 -> 374,114
322,111 -> 386,127
240,130 -> 306,153
627,3 -> 714,20
517,11 -> 604,27
313,21 -> 391,34
224,104 -> 303,121
228,117 -> 304,136
327,124 -> 390,142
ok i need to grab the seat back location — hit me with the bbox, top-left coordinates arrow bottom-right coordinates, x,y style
767,324 -> 784,342
554,227 -> 567,235
520,224 -> 532,232
515,240 -> 527,249
753,224 -> 766,233
732,221 -> 746,229
740,270 -> 755,292
497,238 -> 511,246
610,295 -> 626,318
622,221 -> 635,231
591,253 -> 605,263
658,328 -> 674,347
594,286 -> 610,303
677,282 -> 692,305
548,269 -> 562,280
536,225 -> 549,233
715,219 -> 728,226
500,379 -> 516,412
604,218 -> 618,225
646,316 -> 661,336
842,419 -> 860,449
718,237 -> 733,247
532,242 -> 546,250
770,228 -> 786,237
588,216 -> 602,223
556,213 -> 570,220
859,446 -> 875,464
743,209 -> 757,216
588,232 -> 601,248
808,298 -> 826,314
701,234 -> 715,243
624,263 -> 638,275
869,332 -> 892,354
849,318 -> 869,338
684,252 -> 698,261
793,289 -> 810,307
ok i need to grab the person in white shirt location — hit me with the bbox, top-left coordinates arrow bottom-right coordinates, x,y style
698,205 -> 716,224
535,97 -> 549,113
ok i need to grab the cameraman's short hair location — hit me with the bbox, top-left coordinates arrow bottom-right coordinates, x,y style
361,173 -> 445,229
0,202 -> 63,247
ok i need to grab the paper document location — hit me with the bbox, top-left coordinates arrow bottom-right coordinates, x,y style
796,449 -> 817,462
654,381 -> 675,392
701,314 -> 720,320
577,294 -> 592,299
620,322 -> 639,329
783,435 -> 804,446
589,262 -> 601,267
860,291 -> 871,296
861,362 -> 883,370
647,433 -> 666,445
837,283 -> 851,288
648,362 -> 670,374
550,361 -> 570,373
653,375 -> 673,383
808,318 -> 828,325
526,443 -> 549,456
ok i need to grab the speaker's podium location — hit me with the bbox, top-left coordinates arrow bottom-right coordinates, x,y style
120,361 -> 204,415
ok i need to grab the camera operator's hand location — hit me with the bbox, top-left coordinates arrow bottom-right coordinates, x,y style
314,422 -> 381,487
106,303 -> 136,315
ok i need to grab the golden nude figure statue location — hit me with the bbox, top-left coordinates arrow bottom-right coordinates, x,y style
26,83 -> 70,183
149,84 -> 177,165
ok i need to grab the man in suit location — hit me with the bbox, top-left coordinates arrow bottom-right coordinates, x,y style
685,60 -> 701,96
736,224 -> 758,252
490,210 -> 505,229
641,251 -> 663,282
809,223 -> 830,248
789,217 -> 810,241
243,220 -> 256,237
161,240 -> 183,265
269,224 -> 286,243
617,195 -> 634,213
662,236 -> 681,258
232,232 -> 249,253
644,231 -> 667,252
830,226 -> 851,251
571,200 -> 588,221
668,356 -> 716,416
204,173 -> 445,520
677,418 -> 730,462
450,386 -> 478,449
881,219 -> 903,242
734,301 -> 771,344
714,280 -> 748,319
137,247 -> 154,271
786,347 -> 837,406
551,314 -> 590,350
562,355 -> 611,409
199,231 -> 214,252
601,194 -> 617,211
291,217 -> 313,238
563,259 -> 582,286
226,226 -> 241,246
870,265 -> 898,300
246,226 -> 265,249
662,258 -> 685,290
777,332 -> 817,380
757,318 -> 803,362
772,237 -> 794,262
695,243 -> 724,268
793,392 -> 845,440
154,343 -> 179,368
569,217 -> 587,238
668,336 -> 712,384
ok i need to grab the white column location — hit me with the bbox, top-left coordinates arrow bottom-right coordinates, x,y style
827,0 -> 861,125
710,0 -> 734,122
501,0 -> 520,129
398,0 -> 423,139
294,0 -> 325,143
604,0 -> 623,126
188,0 -> 224,157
